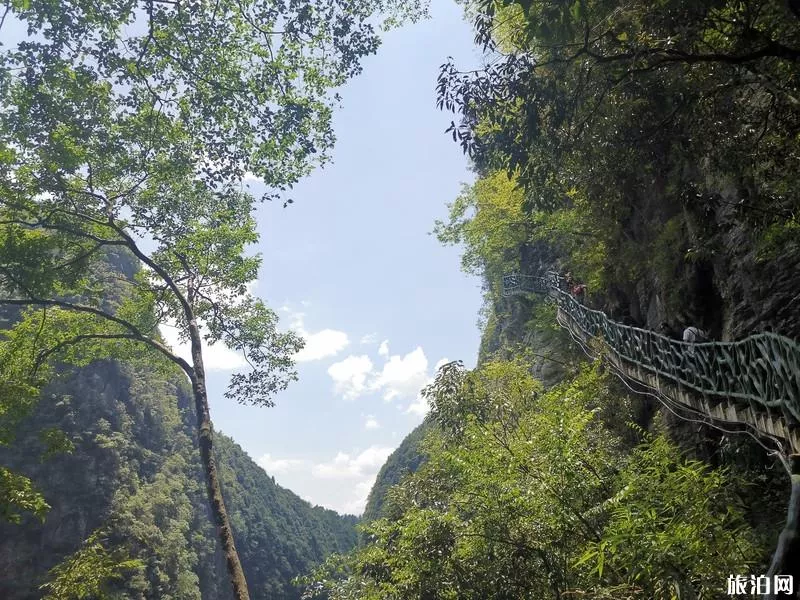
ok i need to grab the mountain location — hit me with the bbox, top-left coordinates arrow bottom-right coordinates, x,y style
0,357 -> 357,599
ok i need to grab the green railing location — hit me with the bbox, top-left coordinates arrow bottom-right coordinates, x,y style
502,272 -> 800,424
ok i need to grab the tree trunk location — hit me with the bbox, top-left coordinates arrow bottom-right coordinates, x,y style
189,319 -> 250,600
765,454 -> 800,600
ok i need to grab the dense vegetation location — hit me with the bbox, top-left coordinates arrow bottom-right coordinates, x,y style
362,421 -> 432,523
436,0 -> 800,337
0,337 -> 358,599
302,361 -> 777,599
2,0 -> 799,598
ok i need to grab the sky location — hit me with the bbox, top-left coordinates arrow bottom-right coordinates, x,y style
163,0 -> 485,515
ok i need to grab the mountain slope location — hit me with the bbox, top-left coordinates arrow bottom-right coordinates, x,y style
0,358 -> 357,599
362,421 -> 431,523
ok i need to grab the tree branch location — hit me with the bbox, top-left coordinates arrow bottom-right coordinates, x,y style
0,296 -> 193,375
31,332 -> 160,376
103,218 -> 195,328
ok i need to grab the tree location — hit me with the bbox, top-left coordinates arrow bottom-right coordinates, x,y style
299,362 -> 762,600
0,1 -> 428,598
433,170 -> 529,280
578,430 -> 758,599
439,0 -> 800,198
39,529 -> 145,600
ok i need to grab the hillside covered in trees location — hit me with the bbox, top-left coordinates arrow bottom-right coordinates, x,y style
0,338 -> 357,599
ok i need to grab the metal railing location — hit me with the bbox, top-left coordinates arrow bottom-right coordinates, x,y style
502,273 -> 800,424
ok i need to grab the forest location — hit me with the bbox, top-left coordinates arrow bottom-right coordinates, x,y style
1,0 -> 799,599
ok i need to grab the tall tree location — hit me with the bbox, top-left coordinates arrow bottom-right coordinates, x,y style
0,0 -> 428,598
439,0 -> 800,204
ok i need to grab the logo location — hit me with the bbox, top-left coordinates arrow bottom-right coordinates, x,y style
727,575 -> 794,596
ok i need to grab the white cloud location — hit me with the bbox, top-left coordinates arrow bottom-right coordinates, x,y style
243,171 -> 264,184
257,445 -> 398,515
406,393 -> 429,417
401,357 -> 448,417
281,307 -> 350,362
256,454 -> 309,475
327,346 -> 448,405
371,346 -> 430,402
343,479 -> 377,515
286,310 -> 305,329
312,445 -> 393,479
360,333 -> 378,345
364,415 -> 380,430
296,329 -> 350,362
308,446 -> 394,515
328,355 -> 374,400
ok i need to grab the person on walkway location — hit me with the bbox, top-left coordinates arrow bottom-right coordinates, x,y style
683,325 -> 709,344
572,283 -> 587,303
563,272 -> 574,292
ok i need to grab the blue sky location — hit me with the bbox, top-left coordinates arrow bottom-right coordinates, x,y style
168,0 -> 484,514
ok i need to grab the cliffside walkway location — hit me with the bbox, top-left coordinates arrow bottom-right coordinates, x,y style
502,272 -> 800,453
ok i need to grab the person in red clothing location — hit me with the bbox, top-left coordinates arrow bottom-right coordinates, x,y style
571,283 -> 587,302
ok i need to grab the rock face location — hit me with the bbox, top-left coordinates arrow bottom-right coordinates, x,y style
0,359 -> 357,599
586,188 -> 799,344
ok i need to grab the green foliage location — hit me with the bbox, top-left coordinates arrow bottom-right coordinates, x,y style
40,531 -> 144,600
523,300 -> 559,336
437,0 -> 800,310
433,170 -> 529,284
579,431 -> 758,599
756,217 -> 800,263
649,216 -> 692,316
529,196 -> 617,291
362,421 -> 432,523
2,0 -> 430,190
0,466 -> 49,524
300,362 -> 765,599
0,358 -> 359,599
214,435 -> 359,599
